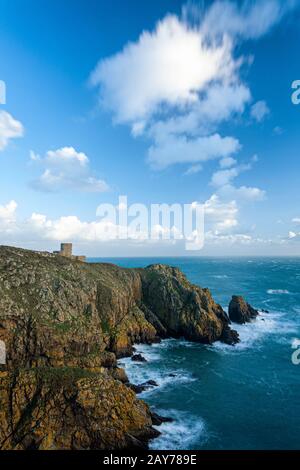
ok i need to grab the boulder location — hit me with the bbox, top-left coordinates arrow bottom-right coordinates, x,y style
131,353 -> 147,362
229,296 -> 259,324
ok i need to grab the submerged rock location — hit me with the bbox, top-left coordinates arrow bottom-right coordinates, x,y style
228,295 -> 259,324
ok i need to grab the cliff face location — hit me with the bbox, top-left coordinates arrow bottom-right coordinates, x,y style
0,246 -> 239,450
0,368 -> 157,450
140,264 -> 238,345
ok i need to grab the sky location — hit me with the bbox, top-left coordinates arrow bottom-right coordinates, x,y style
0,0 -> 300,257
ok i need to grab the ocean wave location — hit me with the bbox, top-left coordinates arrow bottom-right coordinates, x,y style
118,343 -> 197,395
211,311 -> 297,353
149,409 -> 207,450
267,289 -> 290,295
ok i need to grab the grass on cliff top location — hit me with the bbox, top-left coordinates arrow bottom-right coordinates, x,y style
14,367 -> 100,388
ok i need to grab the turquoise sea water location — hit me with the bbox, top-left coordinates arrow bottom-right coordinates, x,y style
89,257 -> 300,450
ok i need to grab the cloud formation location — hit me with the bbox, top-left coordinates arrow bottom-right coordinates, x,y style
0,200 -> 17,231
199,0 -> 295,40
0,111 -> 24,151
91,16 -> 236,125
250,100 -> 270,122
90,0 -> 292,173
30,146 -> 109,193
148,133 -> 240,170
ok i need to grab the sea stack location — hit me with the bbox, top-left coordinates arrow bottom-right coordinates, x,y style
228,295 -> 259,324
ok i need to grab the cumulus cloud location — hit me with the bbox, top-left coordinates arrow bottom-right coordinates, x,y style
31,146 -> 109,193
90,0 -> 293,173
0,111 -> 24,151
250,100 -> 270,122
91,16 -> 236,125
204,194 -> 238,233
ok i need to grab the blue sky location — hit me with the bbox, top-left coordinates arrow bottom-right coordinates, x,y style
0,0 -> 300,256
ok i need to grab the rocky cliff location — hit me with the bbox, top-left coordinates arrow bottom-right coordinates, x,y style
0,245 -> 239,450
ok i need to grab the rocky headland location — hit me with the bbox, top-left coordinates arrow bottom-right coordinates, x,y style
0,245 -> 255,450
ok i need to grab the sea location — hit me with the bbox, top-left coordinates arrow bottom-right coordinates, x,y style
89,257 -> 300,450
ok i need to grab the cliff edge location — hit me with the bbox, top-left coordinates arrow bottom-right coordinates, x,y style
0,245 -> 238,450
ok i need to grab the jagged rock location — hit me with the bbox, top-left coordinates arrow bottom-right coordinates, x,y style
150,412 -> 174,426
109,367 -> 128,383
132,354 -> 147,362
220,325 -> 240,345
146,380 -> 158,387
0,368 -> 156,450
128,383 -> 147,394
229,295 -> 259,324
128,380 -> 159,394
140,264 -> 239,344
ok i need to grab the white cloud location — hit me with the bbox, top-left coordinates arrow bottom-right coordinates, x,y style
0,200 -> 18,232
0,111 -> 24,151
204,194 -> 239,234
250,100 -> 270,122
148,133 -> 240,170
205,231 -> 253,245
292,217 -> 300,225
184,164 -> 203,176
148,83 -> 251,140
199,0 -> 296,40
88,0 -> 297,186
288,231 -> 297,239
90,1 -> 291,175
219,157 -> 237,168
220,185 -> 266,201
30,150 -> 41,161
210,158 -> 266,201
91,16 -> 236,125
211,167 -> 239,187
46,147 -> 88,166
31,146 -> 109,193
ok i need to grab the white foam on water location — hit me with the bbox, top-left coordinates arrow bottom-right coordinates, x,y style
211,311 -> 297,354
149,410 -> 207,450
118,342 -> 196,396
267,289 -> 291,295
